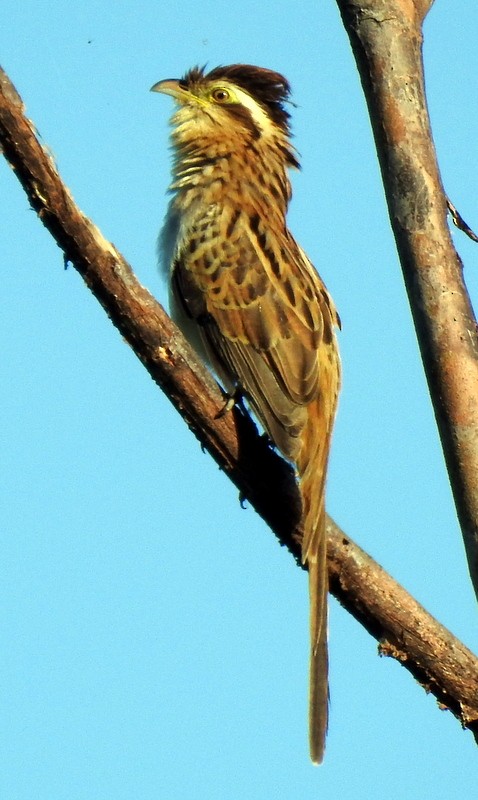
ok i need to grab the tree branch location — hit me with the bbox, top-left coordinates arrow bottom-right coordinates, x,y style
1,64 -> 477,742
335,0 -> 478,598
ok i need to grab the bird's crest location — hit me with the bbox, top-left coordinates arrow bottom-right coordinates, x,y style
181,64 -> 294,135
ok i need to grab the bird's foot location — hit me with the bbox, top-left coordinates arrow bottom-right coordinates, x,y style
215,388 -> 244,419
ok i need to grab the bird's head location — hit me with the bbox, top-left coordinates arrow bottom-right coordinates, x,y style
151,64 -> 300,169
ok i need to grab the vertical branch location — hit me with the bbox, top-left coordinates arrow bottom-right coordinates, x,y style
335,0 -> 478,597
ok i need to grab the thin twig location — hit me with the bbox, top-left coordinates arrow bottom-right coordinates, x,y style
446,197 -> 478,243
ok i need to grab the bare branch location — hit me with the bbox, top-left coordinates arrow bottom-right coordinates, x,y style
1,65 -> 477,742
335,0 -> 478,598
328,521 -> 478,739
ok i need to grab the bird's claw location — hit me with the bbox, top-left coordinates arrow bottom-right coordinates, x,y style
215,388 -> 244,419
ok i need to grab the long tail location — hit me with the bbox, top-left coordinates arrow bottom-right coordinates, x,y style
307,528 -> 329,764
296,397 -> 333,765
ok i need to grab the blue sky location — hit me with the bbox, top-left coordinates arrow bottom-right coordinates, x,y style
2,2 -> 478,798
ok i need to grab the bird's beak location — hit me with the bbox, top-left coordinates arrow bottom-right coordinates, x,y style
150,79 -> 188,102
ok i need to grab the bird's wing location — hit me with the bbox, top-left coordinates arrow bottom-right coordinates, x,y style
172,208 -> 340,463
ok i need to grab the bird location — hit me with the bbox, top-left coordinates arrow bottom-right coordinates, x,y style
152,64 -> 341,764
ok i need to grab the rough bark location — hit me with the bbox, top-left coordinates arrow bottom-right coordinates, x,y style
335,0 -> 478,599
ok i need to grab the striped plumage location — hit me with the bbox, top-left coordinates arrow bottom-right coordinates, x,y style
152,64 -> 341,764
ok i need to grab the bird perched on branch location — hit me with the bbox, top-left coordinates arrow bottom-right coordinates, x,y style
152,64 -> 341,764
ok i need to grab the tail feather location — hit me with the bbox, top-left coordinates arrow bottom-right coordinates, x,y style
307,536 -> 329,765
296,397 -> 332,764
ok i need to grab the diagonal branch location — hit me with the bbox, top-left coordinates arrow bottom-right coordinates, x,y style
1,64 -> 477,742
335,0 -> 478,598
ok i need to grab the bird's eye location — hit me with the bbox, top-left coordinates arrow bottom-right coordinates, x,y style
211,87 -> 231,103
